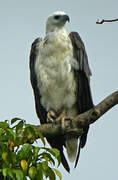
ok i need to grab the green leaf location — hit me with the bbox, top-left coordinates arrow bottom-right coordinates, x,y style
2,152 -> 8,161
32,147 -> 40,164
11,118 -> 21,125
39,152 -> 55,166
0,122 -> 9,129
28,166 -> 36,179
17,144 -> 33,161
49,148 -> 61,166
16,121 -> 24,134
10,152 -> 17,165
42,161 -> 49,177
8,168 -> 15,179
42,148 -> 61,166
48,167 -> 56,180
0,142 -> 9,152
36,163 -> 43,180
53,168 -> 62,180
34,147 -> 40,155
0,128 -> 4,137
37,131 -> 45,146
24,125 -> 36,140
13,169 -> 24,180
25,125 -> 45,145
2,168 -> 7,177
6,128 -> 16,141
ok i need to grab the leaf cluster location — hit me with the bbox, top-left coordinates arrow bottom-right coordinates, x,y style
0,118 -> 62,180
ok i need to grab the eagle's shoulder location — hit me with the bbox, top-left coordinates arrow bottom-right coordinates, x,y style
29,38 -> 42,88
69,31 -> 92,80
30,38 -> 42,59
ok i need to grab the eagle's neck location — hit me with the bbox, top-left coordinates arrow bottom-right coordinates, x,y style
46,25 -> 67,35
40,27 -> 72,58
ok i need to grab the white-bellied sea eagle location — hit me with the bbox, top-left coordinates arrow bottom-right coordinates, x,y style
29,11 -> 94,172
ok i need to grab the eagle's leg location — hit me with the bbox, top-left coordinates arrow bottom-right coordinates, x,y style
47,110 -> 57,123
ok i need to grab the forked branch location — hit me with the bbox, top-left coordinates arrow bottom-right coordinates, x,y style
96,18 -> 118,24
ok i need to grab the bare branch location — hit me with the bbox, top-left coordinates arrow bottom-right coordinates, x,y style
75,90 -> 118,126
33,121 -> 83,138
96,18 -> 118,24
23,91 -> 118,144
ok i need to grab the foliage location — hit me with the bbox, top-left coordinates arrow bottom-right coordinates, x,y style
0,118 -> 62,180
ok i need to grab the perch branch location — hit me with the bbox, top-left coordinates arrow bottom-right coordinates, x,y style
27,90 -> 118,142
96,18 -> 118,24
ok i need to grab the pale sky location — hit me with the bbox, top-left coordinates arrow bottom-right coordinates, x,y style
0,0 -> 118,179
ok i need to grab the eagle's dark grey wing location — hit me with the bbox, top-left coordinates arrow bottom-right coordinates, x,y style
29,38 -> 47,124
29,38 -> 70,172
69,32 -> 94,168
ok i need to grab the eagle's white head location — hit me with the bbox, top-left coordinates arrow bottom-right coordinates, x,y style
46,11 -> 70,34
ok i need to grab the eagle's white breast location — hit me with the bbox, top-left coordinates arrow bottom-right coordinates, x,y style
35,28 -> 77,114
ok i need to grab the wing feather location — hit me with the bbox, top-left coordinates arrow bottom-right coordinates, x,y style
29,38 -> 47,124
69,32 -> 94,168
69,31 -> 92,80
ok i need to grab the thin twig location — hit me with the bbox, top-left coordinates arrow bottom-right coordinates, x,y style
96,18 -> 118,24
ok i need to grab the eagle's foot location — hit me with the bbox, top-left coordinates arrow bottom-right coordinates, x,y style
57,114 -> 73,129
56,115 -> 66,123
56,109 -> 71,124
47,110 -> 57,123
56,110 -> 66,123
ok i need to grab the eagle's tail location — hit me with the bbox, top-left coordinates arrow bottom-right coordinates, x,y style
74,126 -> 89,168
59,147 -> 70,173
66,137 -> 78,162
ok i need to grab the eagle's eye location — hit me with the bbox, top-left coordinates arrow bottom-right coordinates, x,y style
54,15 -> 60,20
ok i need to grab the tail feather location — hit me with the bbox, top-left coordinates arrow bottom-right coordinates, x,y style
74,126 -> 89,168
66,137 -> 78,162
74,141 -> 81,168
60,148 -> 70,173
80,126 -> 89,148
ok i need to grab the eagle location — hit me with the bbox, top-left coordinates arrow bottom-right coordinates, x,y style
29,11 -> 94,172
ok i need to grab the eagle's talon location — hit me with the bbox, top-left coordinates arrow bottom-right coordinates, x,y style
56,114 -> 73,124
47,110 -> 57,123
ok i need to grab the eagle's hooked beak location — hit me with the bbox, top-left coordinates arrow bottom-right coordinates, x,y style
62,15 -> 70,23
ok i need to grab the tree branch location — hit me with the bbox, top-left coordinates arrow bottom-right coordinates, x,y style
96,18 -> 118,24
30,90 -> 118,141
